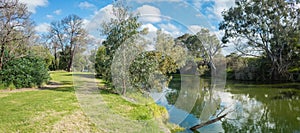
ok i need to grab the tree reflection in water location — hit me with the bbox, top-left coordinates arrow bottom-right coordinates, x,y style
156,76 -> 300,132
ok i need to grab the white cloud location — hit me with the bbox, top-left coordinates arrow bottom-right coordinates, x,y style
35,23 -> 50,33
85,5 -> 115,34
211,0 -> 235,19
19,0 -> 48,13
192,0 -> 202,8
129,0 -> 182,3
296,3 -> 300,8
159,23 -> 178,32
141,23 -> 158,32
141,23 -> 158,45
136,5 -> 162,23
82,19 -> 90,29
46,14 -> 53,19
188,25 -> 203,34
158,23 -> 182,37
53,9 -> 62,15
78,1 -> 96,10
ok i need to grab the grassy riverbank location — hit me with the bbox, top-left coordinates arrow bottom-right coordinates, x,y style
0,71 -> 182,132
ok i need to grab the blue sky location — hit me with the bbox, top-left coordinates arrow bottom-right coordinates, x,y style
20,0 -> 236,55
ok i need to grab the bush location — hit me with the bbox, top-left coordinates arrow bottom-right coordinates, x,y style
0,55 -> 50,89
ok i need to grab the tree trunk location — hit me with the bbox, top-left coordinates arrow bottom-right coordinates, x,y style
0,43 -> 5,70
54,46 -> 57,70
190,113 -> 228,131
67,50 -> 73,72
121,48 -> 126,95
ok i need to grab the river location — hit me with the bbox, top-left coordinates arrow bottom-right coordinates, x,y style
151,75 -> 300,133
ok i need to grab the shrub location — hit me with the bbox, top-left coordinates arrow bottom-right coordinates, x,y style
0,55 -> 50,89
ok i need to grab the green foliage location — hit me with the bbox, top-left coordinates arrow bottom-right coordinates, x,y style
226,54 -> 274,81
0,0 -> 34,70
129,51 -> 177,92
220,0 -> 300,80
31,45 -> 54,69
95,2 -> 145,95
58,47 -> 71,71
95,46 -> 108,77
0,55 -> 50,89
176,28 -> 224,76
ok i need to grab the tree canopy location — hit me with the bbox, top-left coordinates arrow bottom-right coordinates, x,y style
48,14 -> 88,72
220,0 -> 300,80
0,0 -> 34,70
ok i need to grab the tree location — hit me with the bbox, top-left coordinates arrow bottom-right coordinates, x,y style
156,30 -> 187,69
220,0 -> 300,80
49,14 -> 88,72
128,30 -> 187,93
100,2 -> 142,95
176,33 -> 204,58
95,46 -> 108,77
195,29 -> 224,71
0,0 -> 34,70
176,28 -> 224,76
30,45 -> 54,69
0,55 -> 50,89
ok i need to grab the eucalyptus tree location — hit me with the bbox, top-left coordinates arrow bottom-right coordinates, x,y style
49,14 -> 88,72
175,29 -> 224,75
99,1 -> 143,95
176,33 -> 204,58
0,0 -> 34,70
195,29 -> 225,72
219,0 -> 300,80
129,30 -> 187,93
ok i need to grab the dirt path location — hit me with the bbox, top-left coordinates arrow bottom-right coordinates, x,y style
73,74 -> 169,133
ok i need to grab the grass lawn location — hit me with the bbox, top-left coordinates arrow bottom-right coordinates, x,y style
0,71 -> 98,132
0,71 -> 182,132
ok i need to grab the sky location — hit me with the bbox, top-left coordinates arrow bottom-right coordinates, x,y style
21,0 -> 236,55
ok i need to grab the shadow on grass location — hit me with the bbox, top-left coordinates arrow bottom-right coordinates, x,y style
40,81 -> 74,92
60,81 -> 73,85
62,73 -> 96,80
40,86 -> 75,92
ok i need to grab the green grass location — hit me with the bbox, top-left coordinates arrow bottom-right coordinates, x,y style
0,71 -> 98,132
100,89 -> 168,121
0,71 -> 181,132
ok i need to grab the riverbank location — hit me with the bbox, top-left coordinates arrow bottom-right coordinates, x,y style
0,71 -> 183,132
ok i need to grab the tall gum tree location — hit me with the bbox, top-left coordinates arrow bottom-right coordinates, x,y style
100,1 -> 141,95
49,14 -> 88,72
219,0 -> 300,80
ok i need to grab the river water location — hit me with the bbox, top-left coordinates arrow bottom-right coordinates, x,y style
151,75 -> 300,133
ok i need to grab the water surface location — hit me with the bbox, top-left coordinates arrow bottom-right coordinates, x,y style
152,75 -> 300,133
